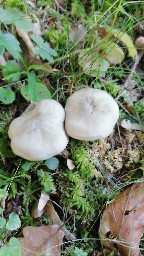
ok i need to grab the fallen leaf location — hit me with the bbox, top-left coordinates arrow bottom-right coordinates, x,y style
99,182 -> 144,256
19,224 -> 64,256
45,201 -> 76,241
112,29 -> 137,59
98,41 -> 124,64
34,196 -> 76,241
121,119 -> 144,132
78,49 -> 110,77
67,159 -> 75,170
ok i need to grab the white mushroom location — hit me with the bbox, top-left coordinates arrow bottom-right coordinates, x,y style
8,99 -> 69,161
65,88 -> 119,141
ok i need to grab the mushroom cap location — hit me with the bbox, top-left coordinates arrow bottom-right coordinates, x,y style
8,99 -> 69,161
65,88 -> 119,141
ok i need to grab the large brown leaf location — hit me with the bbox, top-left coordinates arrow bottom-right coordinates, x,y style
99,182 -> 144,256
19,224 -> 64,256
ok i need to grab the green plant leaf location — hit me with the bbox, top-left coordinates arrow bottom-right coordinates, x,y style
2,61 -> 21,82
20,72 -> 51,102
0,32 -> 21,60
6,212 -> 21,231
0,217 -> 6,228
0,138 -> 15,158
31,35 -> 57,63
0,8 -> 33,31
45,157 -> 60,170
72,247 -> 88,256
0,188 -> 7,202
0,88 -> 15,104
0,237 -> 21,256
0,188 -> 7,201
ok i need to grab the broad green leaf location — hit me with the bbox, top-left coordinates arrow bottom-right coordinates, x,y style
2,61 -> 21,82
72,247 -> 88,256
0,33 -> 21,60
112,29 -> 137,59
0,8 -> 33,31
20,72 -> 51,102
0,217 -> 6,228
31,35 -> 57,63
0,88 -> 15,104
0,188 -> 7,201
45,157 -> 59,170
0,237 -> 21,256
6,212 -> 21,231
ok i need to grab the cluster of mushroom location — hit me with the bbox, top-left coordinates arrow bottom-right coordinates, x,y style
8,88 -> 119,161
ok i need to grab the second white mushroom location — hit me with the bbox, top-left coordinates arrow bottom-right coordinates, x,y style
65,88 -> 119,141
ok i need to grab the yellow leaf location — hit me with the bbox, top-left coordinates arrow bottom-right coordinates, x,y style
98,41 -> 124,64
78,49 -> 110,77
112,29 -> 137,59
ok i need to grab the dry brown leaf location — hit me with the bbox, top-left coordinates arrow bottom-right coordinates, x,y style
98,41 -> 124,65
135,37 -> 144,50
99,182 -> 144,256
19,224 -> 64,256
45,201 -> 76,241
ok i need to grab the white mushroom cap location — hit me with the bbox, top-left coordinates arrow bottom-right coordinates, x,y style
8,99 -> 69,161
65,88 -> 119,141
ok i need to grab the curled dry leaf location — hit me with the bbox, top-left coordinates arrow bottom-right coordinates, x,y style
135,36 -> 144,50
121,119 -> 144,132
99,182 -> 144,256
19,224 -> 64,256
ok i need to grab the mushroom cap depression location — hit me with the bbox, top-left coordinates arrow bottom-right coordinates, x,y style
8,99 -> 69,161
65,88 -> 119,141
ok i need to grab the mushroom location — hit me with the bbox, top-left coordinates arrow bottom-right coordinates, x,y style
8,99 -> 69,161
65,88 -> 119,141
